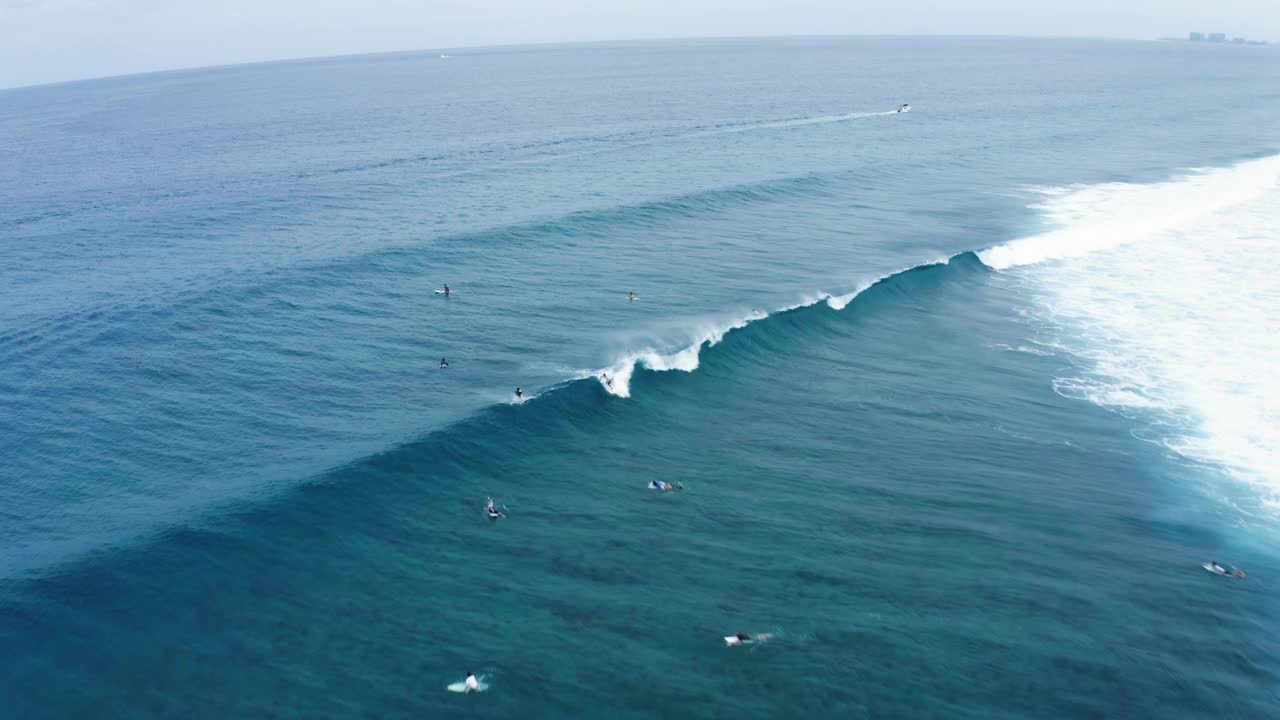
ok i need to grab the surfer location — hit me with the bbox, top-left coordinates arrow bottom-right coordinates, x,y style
440,357 -> 448,369
486,498 -> 504,518
600,373 -> 613,389
628,291 -> 636,301
443,284 -> 451,296
1210,561 -> 1245,577
515,387 -> 523,399
650,480 -> 682,490
464,672 -> 479,693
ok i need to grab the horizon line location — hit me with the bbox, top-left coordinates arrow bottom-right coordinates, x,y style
0,32 -> 1180,94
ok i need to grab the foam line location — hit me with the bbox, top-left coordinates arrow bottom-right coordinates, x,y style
588,261 -> 950,398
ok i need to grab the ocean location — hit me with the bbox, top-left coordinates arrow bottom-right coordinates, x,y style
1,36 -> 1278,718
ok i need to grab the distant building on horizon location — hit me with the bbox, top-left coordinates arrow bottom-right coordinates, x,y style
1177,31 -> 1269,45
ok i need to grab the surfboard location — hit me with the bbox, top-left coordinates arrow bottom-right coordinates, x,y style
725,636 -> 749,646
447,678 -> 490,693
434,290 -> 456,295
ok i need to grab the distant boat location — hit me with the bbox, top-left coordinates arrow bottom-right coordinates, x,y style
439,54 -> 451,59
897,103 -> 911,113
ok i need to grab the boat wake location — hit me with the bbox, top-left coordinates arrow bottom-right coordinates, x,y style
700,109 -> 902,137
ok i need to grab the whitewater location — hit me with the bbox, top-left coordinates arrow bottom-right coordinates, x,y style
996,156 -> 1280,511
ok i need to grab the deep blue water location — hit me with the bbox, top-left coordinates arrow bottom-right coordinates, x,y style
2,37 -> 1279,718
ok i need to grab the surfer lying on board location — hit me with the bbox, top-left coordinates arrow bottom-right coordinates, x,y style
650,480 -> 682,490
1210,561 -> 1245,577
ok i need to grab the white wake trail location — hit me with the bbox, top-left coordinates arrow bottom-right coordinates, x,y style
688,109 -> 903,141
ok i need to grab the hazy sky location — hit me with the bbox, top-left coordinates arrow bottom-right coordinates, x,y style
2,0 -> 1277,89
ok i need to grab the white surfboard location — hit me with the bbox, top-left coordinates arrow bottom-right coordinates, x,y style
434,290 -> 456,295
726,633 -> 771,646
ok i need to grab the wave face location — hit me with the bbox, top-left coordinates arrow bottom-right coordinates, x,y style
997,155 -> 1280,512
5,226 -> 1277,720
588,254 -> 979,397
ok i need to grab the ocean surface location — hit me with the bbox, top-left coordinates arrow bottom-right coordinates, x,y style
2,36 -> 1279,718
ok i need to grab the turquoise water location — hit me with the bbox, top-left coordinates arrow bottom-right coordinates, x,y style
2,37 -> 1279,718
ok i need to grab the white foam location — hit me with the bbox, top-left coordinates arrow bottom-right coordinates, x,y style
1002,155 -> 1280,506
594,313 -> 764,398
826,282 -> 871,311
978,155 -> 1280,270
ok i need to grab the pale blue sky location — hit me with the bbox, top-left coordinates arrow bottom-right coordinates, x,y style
2,0 -> 1276,89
